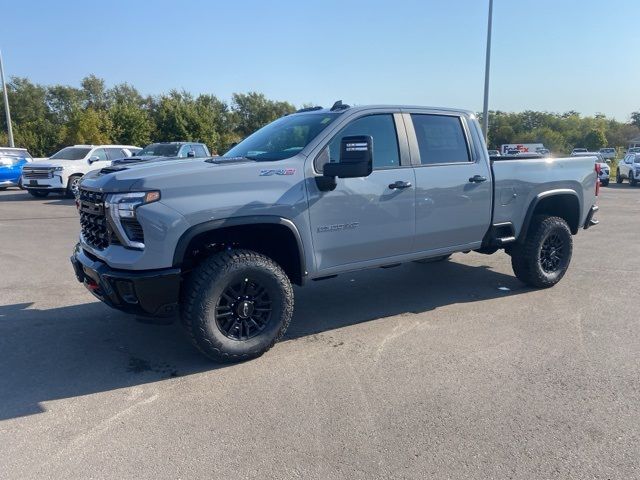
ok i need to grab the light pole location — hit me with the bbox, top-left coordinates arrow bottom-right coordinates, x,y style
482,0 -> 493,143
0,49 -> 14,147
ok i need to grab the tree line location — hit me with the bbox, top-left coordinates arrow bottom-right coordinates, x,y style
1,74 -> 639,156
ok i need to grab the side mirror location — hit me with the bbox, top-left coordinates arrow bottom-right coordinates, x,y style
88,155 -> 100,164
323,135 -> 373,179
187,150 -> 195,158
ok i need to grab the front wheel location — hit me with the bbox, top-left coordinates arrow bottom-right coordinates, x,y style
510,215 -> 573,288
616,169 -> 623,183
66,175 -> 82,198
28,190 -> 49,198
181,249 -> 294,362
601,179 -> 609,187
630,171 -> 638,186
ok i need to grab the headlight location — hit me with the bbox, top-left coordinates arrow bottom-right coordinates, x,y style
105,191 -> 160,249
107,191 -> 160,219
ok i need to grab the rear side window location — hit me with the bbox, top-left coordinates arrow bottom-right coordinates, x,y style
411,114 -> 471,165
193,145 -> 208,157
320,114 -> 400,171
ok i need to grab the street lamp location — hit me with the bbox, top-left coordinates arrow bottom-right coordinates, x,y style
0,49 -> 14,147
482,0 -> 493,143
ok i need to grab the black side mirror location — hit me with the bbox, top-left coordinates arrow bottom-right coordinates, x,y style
323,135 -> 373,179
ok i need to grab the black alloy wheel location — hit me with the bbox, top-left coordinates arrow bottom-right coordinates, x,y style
215,277 -> 273,341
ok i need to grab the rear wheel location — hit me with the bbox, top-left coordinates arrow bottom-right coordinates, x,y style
181,249 -> 294,362
510,215 -> 573,288
601,179 -> 609,187
616,169 -> 623,183
28,190 -> 49,198
630,171 -> 638,186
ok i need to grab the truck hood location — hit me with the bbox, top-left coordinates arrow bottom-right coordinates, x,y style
79,156 -> 256,193
25,159 -> 88,169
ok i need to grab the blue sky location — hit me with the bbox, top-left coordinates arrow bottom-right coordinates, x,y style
1,0 -> 638,119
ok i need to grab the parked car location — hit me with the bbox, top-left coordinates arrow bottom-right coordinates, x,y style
536,148 -> 551,157
487,149 -> 501,156
112,142 -> 210,165
572,148 -> 588,154
599,147 -> 616,161
0,147 -> 33,190
21,144 -> 140,198
571,152 -> 610,186
628,147 -> 640,154
616,152 -> 640,186
70,103 -> 599,362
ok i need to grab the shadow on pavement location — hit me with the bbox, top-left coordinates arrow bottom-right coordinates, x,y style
0,258 -> 527,421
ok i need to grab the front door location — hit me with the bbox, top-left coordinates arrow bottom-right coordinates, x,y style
407,113 -> 492,252
307,113 -> 416,273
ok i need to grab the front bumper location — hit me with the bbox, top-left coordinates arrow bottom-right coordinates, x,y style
23,175 -> 65,191
70,244 -> 181,317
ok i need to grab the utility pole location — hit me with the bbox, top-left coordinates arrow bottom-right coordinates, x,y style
482,0 -> 493,143
0,50 -> 15,147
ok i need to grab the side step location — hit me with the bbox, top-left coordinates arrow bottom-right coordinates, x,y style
496,236 -> 516,245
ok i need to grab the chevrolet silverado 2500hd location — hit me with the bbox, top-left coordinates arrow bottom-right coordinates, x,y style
71,103 -> 599,362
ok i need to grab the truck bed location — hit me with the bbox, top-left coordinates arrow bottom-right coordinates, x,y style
491,156 -> 598,238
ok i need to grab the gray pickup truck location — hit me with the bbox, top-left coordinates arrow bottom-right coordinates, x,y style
71,103 -> 599,362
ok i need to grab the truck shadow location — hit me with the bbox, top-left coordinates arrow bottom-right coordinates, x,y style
0,258 -> 527,421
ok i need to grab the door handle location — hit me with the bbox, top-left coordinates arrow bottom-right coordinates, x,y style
468,175 -> 487,183
388,180 -> 412,189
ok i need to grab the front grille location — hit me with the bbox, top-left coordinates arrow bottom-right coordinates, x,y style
79,189 -> 111,250
23,168 -> 54,179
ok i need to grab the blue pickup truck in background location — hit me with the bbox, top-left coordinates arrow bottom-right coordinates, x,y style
0,147 -> 34,190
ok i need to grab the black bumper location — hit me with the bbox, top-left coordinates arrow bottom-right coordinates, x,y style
70,244 -> 181,317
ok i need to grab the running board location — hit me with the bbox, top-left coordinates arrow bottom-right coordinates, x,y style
496,236 -> 516,245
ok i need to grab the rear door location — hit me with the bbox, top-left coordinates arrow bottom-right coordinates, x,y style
307,112 -> 416,273
406,112 -> 492,252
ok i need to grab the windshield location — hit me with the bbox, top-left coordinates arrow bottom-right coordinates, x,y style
138,144 -> 181,157
224,113 -> 341,161
50,147 -> 91,160
635,157 -> 640,163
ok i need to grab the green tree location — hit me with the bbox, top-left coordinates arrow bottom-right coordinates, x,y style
109,102 -> 153,146
583,129 -> 607,151
231,92 -> 295,138
64,108 -> 113,145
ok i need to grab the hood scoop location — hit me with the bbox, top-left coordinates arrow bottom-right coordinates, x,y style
100,165 -> 130,174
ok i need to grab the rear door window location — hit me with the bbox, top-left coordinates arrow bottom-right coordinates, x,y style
410,114 -> 471,165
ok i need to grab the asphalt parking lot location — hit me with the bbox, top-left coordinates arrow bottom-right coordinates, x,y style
1,185 -> 639,479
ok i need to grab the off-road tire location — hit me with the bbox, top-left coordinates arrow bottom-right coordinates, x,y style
415,254 -> 452,264
66,175 -> 82,198
28,190 -> 49,198
181,249 -> 294,362
510,215 -> 572,288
